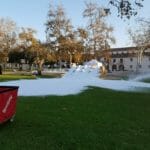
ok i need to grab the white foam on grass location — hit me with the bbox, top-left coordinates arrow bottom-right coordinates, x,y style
0,59 -> 150,96
131,73 -> 150,81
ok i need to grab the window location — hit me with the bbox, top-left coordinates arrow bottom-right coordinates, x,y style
119,65 -> 124,71
120,58 -> 123,63
139,65 -> 142,68
130,65 -> 133,69
113,59 -> 116,63
112,64 -> 117,71
130,58 -> 133,61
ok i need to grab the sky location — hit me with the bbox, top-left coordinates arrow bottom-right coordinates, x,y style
0,0 -> 149,48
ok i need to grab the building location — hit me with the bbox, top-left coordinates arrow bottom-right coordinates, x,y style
101,46 -> 150,73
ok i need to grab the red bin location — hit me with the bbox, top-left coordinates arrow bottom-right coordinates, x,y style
0,86 -> 19,124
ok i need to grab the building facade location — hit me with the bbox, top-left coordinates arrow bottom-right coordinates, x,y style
101,47 -> 150,73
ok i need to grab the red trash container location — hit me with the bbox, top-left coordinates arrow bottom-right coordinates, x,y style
0,86 -> 19,124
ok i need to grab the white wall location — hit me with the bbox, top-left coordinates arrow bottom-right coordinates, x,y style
109,56 -> 150,73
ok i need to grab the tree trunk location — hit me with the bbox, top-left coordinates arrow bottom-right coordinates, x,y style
0,65 -> 2,75
136,47 -> 144,73
69,54 -> 72,67
37,59 -> 44,76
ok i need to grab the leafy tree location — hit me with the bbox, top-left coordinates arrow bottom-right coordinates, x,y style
107,0 -> 144,19
15,27 -> 37,69
33,43 -> 48,75
17,27 -> 48,72
58,37 -> 84,65
9,47 -> 26,64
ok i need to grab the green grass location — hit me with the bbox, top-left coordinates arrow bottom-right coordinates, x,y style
37,73 -> 63,79
0,74 -> 36,82
141,78 -> 150,83
0,73 -> 62,82
0,87 -> 150,150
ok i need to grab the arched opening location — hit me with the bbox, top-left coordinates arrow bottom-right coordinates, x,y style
112,64 -> 117,71
119,64 -> 124,71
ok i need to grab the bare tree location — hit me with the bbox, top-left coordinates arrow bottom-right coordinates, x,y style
76,28 -> 88,46
45,4 -> 73,49
45,3 -> 75,66
128,18 -> 150,71
76,28 -> 89,57
83,2 -> 115,56
0,18 -> 17,69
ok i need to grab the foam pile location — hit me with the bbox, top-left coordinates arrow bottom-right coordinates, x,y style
63,59 -> 102,79
131,73 -> 150,81
0,59 -> 150,96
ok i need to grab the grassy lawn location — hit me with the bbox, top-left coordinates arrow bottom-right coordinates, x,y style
0,87 -> 150,150
141,78 -> 150,83
0,74 -> 36,82
37,73 -> 63,79
0,73 -> 62,82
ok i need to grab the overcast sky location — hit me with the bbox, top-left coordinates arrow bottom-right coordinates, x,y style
0,0 -> 149,48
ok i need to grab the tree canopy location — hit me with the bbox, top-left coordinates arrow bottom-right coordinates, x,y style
108,0 -> 144,19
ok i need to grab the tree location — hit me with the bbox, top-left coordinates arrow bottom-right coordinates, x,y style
16,27 -> 37,69
76,28 -> 88,53
128,18 -> 150,71
9,47 -> 26,64
0,18 -> 17,65
45,4 -> 73,50
83,2 -> 115,56
17,27 -> 48,73
108,0 -> 144,19
33,42 -> 48,75
59,38 -> 84,65
45,3 -> 77,65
